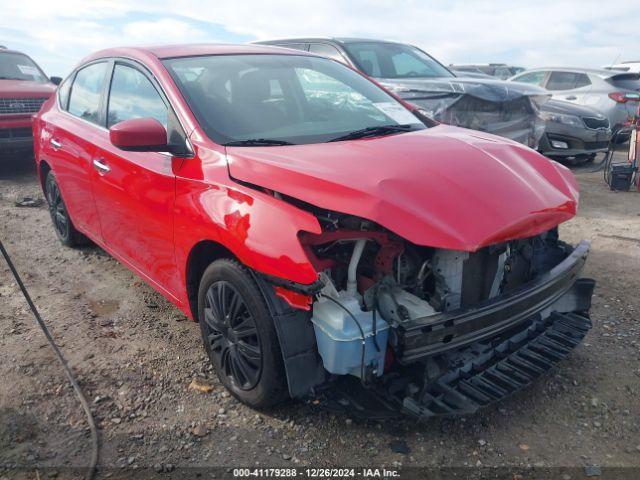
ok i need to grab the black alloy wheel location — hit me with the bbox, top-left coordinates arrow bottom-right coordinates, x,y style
203,281 -> 262,390
44,171 -> 86,247
197,259 -> 288,408
46,174 -> 69,240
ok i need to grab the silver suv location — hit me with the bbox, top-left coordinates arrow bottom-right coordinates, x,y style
510,67 -> 640,140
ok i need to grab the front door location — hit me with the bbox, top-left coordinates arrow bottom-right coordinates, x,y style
91,61 -> 180,297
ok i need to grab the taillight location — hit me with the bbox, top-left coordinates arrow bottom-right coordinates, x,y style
609,91 -> 640,103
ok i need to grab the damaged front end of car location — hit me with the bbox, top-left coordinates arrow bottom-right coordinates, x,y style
226,126 -> 593,419
286,211 -> 594,419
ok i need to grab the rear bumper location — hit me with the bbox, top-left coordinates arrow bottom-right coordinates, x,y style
396,241 -> 591,363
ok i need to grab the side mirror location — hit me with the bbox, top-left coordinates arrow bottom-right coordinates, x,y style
50,76 -> 62,86
109,118 -> 168,152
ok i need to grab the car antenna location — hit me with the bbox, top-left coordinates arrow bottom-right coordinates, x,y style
607,53 -> 621,68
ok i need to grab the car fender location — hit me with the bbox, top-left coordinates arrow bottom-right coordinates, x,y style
173,146 -> 322,319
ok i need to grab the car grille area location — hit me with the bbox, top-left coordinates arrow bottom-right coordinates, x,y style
0,97 -> 48,114
582,116 -> 610,130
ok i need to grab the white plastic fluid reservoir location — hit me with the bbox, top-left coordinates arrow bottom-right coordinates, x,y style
311,293 -> 389,378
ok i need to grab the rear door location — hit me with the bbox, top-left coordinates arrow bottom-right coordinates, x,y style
545,71 -> 592,105
90,60 -> 183,298
39,61 -> 110,241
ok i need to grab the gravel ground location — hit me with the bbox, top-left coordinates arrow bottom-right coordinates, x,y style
1,154 -> 639,479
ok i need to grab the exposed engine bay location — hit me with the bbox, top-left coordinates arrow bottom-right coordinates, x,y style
299,211 -> 569,375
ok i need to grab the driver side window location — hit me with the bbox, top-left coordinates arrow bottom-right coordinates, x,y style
107,64 -> 168,128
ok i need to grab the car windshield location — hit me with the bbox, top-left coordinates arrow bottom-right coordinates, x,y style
0,52 -> 47,82
163,54 -> 424,145
342,42 -> 454,79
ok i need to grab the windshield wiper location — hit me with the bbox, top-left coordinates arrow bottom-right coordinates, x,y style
0,76 -> 27,81
224,138 -> 294,147
328,124 -> 414,142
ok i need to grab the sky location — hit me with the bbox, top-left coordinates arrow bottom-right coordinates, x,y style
1,0 -> 639,77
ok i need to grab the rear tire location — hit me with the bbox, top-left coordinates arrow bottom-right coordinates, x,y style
44,170 -> 88,248
198,259 -> 288,408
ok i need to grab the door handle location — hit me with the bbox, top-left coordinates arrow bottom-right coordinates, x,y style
93,158 -> 110,175
565,95 -> 577,100
50,138 -> 62,149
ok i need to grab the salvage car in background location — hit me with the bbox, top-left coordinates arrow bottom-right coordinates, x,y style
34,44 -> 594,418
538,99 -> 611,163
0,46 -> 59,156
510,67 -> 640,141
256,38 -> 549,148
450,63 -> 525,80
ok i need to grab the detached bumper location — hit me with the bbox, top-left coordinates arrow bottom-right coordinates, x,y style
402,309 -> 592,417
396,241 -> 592,363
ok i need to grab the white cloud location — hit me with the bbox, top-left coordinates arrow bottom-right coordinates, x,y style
122,18 -> 207,43
1,0 -> 639,75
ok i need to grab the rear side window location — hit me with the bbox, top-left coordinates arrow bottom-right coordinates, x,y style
308,43 -> 347,64
512,71 -> 546,85
607,73 -> 640,90
68,62 -> 108,124
574,73 -> 591,88
546,71 -> 591,90
107,64 -> 167,128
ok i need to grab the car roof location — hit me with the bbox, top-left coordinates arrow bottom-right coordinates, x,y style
517,66 -> 620,78
255,37 -> 408,46
82,43 -> 315,63
0,48 -> 35,56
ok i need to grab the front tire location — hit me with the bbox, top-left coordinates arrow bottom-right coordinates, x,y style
198,259 -> 288,408
44,170 -> 88,247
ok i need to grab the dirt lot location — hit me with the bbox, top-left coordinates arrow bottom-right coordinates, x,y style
1,154 -> 639,479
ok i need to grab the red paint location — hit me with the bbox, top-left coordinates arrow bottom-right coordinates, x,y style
227,128 -> 578,252
274,286 -> 312,311
33,44 -> 581,321
109,118 -> 167,150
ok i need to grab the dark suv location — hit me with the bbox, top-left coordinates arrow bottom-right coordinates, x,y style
0,46 -> 58,156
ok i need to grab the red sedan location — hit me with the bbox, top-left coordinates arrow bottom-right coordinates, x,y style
33,44 -> 594,417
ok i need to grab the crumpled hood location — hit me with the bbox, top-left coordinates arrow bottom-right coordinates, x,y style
0,79 -> 56,98
379,76 -> 550,104
226,125 -> 578,251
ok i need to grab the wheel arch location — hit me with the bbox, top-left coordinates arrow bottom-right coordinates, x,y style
39,159 -> 52,191
185,239 -> 237,321
185,238 -> 326,398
